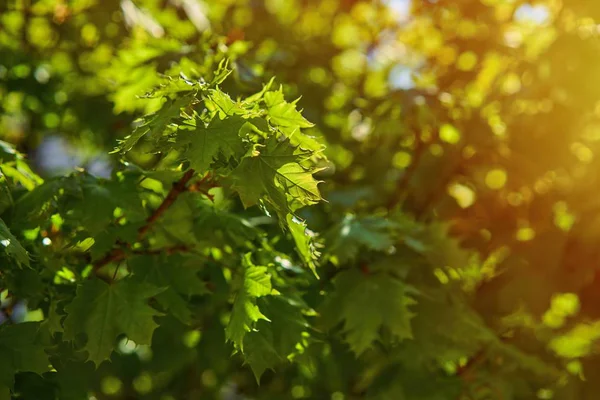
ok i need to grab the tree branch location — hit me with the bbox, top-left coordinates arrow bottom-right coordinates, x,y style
138,169 -> 195,237
93,169 -> 196,276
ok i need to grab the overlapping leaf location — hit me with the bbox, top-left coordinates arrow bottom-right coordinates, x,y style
178,115 -> 246,172
129,254 -> 207,323
0,218 -> 29,267
63,279 -> 164,366
231,136 -> 323,218
115,94 -> 195,153
226,254 -> 274,352
0,322 -> 50,395
321,269 -> 417,354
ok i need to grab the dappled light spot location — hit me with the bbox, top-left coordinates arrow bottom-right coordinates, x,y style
202,370 -> 218,388
571,142 -> 594,163
81,24 -> 99,46
537,389 -> 554,399
462,145 -> 476,159
553,201 -> 576,232
439,123 -> 461,144
183,330 -> 201,348
385,0 -> 412,23
566,360 -> 584,379
436,46 -> 458,66
43,112 -> 60,129
485,168 -> 507,190
429,143 -> 443,156
332,49 -> 366,80
516,226 -> 535,241
507,192 -> 524,207
457,51 -> 478,71
118,337 -> 137,354
551,293 -> 580,317
332,16 -> 366,48
542,293 -> 579,329
448,183 -> 476,208
308,67 -> 328,85
331,392 -> 345,400
388,65 -> 414,90
101,376 -> 122,396
549,322 -> 600,358
135,345 -> 152,362
24,308 -> 44,322
55,267 -> 76,284
392,151 -> 412,169
292,385 -> 307,398
542,311 -> 565,329
515,4 -> 550,25
502,73 -> 522,95
34,64 -> 51,84
133,372 -> 152,394
434,268 -> 450,284
533,179 -> 551,195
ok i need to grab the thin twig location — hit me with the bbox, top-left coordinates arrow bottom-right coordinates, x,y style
138,169 -> 195,238
93,169 -> 196,276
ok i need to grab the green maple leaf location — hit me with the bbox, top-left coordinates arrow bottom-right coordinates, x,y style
43,301 -> 65,336
115,94 -> 194,153
264,88 -> 313,136
325,215 -> 406,263
0,181 -> 12,215
422,223 -> 478,271
242,296 -> 308,382
0,218 -> 29,267
287,214 -> 319,275
63,279 -> 164,366
242,327 -> 281,383
231,136 -> 323,219
206,88 -> 246,117
226,254 -> 274,352
194,205 -> 260,246
129,254 -> 207,323
0,322 -> 50,391
322,269 -> 416,355
143,75 -> 204,99
68,175 -> 144,235
257,295 -> 309,356
178,115 -> 246,172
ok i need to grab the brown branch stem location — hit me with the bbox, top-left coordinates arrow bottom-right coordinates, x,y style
138,169 -> 195,238
92,169 -> 196,277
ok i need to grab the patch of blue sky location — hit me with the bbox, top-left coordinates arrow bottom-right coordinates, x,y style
389,65 -> 415,90
385,0 -> 411,22
514,4 -> 550,25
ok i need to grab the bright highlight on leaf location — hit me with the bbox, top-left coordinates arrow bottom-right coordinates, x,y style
226,254 -> 274,352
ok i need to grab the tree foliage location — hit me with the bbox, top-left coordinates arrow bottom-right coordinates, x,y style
2,0 -> 600,399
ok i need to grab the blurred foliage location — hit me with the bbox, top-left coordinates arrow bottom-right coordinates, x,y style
2,0 -> 600,399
